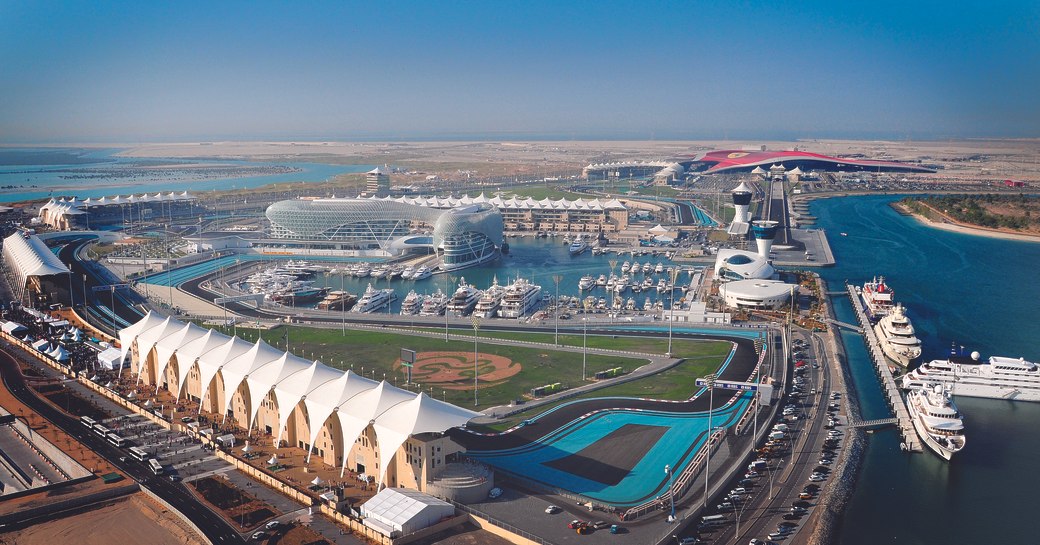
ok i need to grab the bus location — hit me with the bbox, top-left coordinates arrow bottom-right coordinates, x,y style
106,433 -> 127,448
147,459 -> 163,475
128,446 -> 149,462
93,423 -> 110,437
699,514 -> 727,529
81,416 -> 97,429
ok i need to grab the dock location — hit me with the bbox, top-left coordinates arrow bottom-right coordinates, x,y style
845,283 -> 922,452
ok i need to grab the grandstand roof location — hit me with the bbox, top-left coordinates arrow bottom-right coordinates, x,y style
2,233 -> 70,292
120,313 -> 481,486
364,193 -> 626,211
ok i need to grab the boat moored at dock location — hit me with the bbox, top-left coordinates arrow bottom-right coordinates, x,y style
906,384 -> 966,460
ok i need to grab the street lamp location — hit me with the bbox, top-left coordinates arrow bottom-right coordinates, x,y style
664,464 -> 676,522
471,316 -> 481,406
667,267 -> 679,357
552,274 -> 563,345
445,274 -> 457,341
608,259 -> 618,316
582,300 -> 591,381
702,373 -> 717,507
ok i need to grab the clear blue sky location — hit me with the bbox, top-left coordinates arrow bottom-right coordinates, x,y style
1,0 -> 1037,142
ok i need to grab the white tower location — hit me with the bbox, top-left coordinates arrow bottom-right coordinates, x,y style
731,181 -> 752,225
752,220 -> 779,259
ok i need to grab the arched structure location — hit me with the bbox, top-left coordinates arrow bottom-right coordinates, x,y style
119,313 -> 479,488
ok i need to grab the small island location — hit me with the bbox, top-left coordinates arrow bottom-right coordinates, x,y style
898,194 -> 1040,241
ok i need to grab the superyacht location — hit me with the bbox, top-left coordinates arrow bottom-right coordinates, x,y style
351,283 -> 397,313
446,277 -> 481,316
498,277 -> 543,318
418,289 -> 448,316
906,383 -> 966,461
902,351 -> 1040,402
399,290 -> 425,315
860,276 -> 896,322
874,304 -> 922,367
473,277 -> 505,318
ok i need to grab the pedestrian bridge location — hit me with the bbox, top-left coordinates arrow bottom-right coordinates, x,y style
824,318 -> 864,334
846,417 -> 899,429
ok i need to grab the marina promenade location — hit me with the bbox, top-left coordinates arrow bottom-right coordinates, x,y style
844,283 -> 920,452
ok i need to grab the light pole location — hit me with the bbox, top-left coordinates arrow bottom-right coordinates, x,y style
703,373 -> 716,507
552,274 -> 563,345
445,274 -> 456,341
340,270 -> 346,335
608,258 -> 618,316
582,300 -> 591,381
664,464 -> 676,522
667,267 -> 679,357
471,316 -> 480,406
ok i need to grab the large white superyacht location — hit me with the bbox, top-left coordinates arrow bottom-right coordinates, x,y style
906,384 -> 966,461
351,283 -> 396,313
446,277 -> 481,316
498,277 -> 543,318
902,351 -> 1040,402
473,277 -> 505,318
874,304 -> 922,367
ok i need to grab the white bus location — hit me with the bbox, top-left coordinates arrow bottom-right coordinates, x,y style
128,446 -> 149,462
93,423 -> 110,437
147,459 -> 163,475
81,416 -> 97,429
106,433 -> 126,448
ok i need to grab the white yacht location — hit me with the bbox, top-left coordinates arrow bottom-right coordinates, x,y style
569,237 -> 589,256
446,277 -> 481,316
419,289 -> 448,316
642,262 -> 652,274
595,274 -> 608,287
399,265 -> 416,280
654,262 -> 665,274
906,384 -> 966,461
498,277 -> 543,318
860,276 -> 895,322
399,290 -> 425,315
473,277 -> 505,318
902,351 -> 1040,402
351,283 -> 397,313
411,265 -> 433,281
621,261 -> 631,274
578,275 -> 595,291
874,304 -> 922,367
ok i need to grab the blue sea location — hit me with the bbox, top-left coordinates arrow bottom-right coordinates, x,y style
0,147 -> 372,203
811,195 -> 1040,544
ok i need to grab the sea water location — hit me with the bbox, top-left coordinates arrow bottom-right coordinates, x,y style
811,195 -> 1040,544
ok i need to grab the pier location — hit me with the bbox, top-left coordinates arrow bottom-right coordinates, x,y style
845,283 -> 921,452
824,318 -> 864,334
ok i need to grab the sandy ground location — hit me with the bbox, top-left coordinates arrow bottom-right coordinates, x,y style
895,201 -> 1040,243
0,493 -> 205,545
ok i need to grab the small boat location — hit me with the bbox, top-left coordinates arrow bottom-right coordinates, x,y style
568,237 -> 588,256
841,232 -> 848,237
578,275 -> 595,291
595,274 -> 608,287
621,261 -> 631,274
411,265 -> 433,281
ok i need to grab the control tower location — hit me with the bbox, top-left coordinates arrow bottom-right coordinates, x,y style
751,220 -> 779,259
732,181 -> 752,224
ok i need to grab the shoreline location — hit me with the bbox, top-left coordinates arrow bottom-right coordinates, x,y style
894,201 -> 1040,243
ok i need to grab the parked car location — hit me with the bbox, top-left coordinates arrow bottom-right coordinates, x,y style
545,505 -> 561,514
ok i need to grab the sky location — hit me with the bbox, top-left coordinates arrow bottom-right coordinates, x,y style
1,0 -> 1038,142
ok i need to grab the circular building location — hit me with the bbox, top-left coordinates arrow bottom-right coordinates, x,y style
719,279 -> 793,309
714,249 -> 775,281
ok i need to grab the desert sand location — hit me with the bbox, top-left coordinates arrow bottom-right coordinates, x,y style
0,493 -> 205,545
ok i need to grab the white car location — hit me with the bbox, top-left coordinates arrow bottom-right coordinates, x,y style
545,505 -> 561,514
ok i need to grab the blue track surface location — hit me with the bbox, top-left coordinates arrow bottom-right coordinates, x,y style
469,393 -> 751,506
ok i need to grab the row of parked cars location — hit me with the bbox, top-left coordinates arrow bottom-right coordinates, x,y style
543,505 -> 624,535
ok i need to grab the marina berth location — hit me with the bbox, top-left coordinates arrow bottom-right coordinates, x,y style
906,384 -> 966,460
903,351 -> 1040,402
874,304 -> 922,367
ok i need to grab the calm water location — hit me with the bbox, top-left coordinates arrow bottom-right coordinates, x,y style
0,148 -> 371,202
811,195 -> 1040,544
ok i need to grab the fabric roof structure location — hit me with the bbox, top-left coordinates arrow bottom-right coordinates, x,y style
38,192 -> 195,227
120,313 -> 481,485
365,193 -> 626,212
2,233 -> 71,294
684,149 -> 935,174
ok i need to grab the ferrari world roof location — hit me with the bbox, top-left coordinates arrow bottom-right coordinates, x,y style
119,313 -> 480,485
687,150 -> 935,174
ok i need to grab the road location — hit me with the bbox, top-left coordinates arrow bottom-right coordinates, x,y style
0,345 -> 245,544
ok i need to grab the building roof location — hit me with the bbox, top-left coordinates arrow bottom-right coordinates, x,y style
2,233 -> 70,292
366,193 -> 626,212
686,149 -> 935,174
361,487 -> 453,535
120,313 -> 481,486
721,279 -> 793,299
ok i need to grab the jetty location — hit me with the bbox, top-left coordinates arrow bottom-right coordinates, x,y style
845,282 -> 921,452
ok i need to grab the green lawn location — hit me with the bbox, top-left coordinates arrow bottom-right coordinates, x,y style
478,353 -> 725,431
492,187 -> 590,201
398,326 -> 732,360
224,325 -> 662,410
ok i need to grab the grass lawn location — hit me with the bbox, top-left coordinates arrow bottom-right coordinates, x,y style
479,352 -> 727,431
490,187 -> 590,201
399,326 -> 732,360
224,325 -> 662,410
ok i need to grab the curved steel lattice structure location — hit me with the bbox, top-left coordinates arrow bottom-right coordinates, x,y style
266,198 -> 503,270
